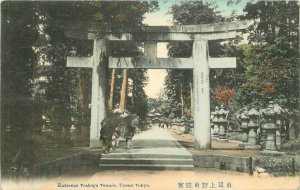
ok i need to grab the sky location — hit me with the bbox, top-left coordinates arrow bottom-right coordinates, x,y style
143,0 -> 250,98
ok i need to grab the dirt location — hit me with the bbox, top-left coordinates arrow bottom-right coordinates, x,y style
167,129 -> 261,157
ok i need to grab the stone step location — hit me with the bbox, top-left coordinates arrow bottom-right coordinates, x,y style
99,164 -> 194,170
101,153 -> 192,159
98,126 -> 194,171
100,157 -> 193,165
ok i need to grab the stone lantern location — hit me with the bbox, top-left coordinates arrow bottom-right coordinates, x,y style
188,117 -> 194,134
287,109 -> 297,140
218,105 -> 229,142
239,107 -> 249,148
211,106 -> 219,140
274,103 -> 284,148
245,108 -> 261,150
210,110 -> 215,137
261,101 -> 283,154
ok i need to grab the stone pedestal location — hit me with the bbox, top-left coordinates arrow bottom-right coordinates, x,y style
238,127 -> 249,148
239,133 -> 249,148
212,124 -> 219,140
289,126 -> 296,140
276,130 -> 281,149
241,132 -> 248,143
218,124 -> 228,142
245,108 -> 260,150
245,129 -> 261,150
265,129 -> 276,150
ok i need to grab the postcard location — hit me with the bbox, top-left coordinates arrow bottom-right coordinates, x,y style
1,1 -> 299,190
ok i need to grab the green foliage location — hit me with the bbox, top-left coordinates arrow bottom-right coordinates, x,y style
40,1 -> 158,34
254,156 -> 296,176
281,139 -> 300,153
109,41 -> 149,121
36,1 -> 157,138
164,70 -> 191,117
171,1 -> 223,24
1,1 -> 156,169
166,1 -> 238,116
36,16 -> 78,140
1,1 -> 38,169
243,1 -> 299,47
127,69 -> 149,120
236,1 -> 299,109
236,43 -> 299,108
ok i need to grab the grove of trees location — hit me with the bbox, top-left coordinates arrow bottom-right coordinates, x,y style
1,1 -> 156,174
163,1 -> 299,120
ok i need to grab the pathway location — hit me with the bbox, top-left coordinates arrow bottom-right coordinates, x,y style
99,125 -> 194,170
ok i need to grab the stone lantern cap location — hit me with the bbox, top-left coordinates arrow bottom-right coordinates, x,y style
218,105 -> 229,114
262,122 -> 277,130
212,112 -> 218,122
217,106 -> 228,123
247,108 -> 260,128
215,106 -> 219,111
263,105 -> 275,116
240,112 -> 249,119
274,103 -> 284,115
248,108 -> 259,116
211,110 -> 217,116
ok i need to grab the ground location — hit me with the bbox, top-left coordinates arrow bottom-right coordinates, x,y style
2,126 -> 300,190
167,129 -> 261,157
167,128 -> 300,176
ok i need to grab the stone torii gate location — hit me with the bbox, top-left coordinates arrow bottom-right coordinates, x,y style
62,20 -> 249,149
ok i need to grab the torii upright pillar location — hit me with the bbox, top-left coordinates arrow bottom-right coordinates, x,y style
90,39 -> 108,148
67,39 -> 108,148
193,40 -> 211,149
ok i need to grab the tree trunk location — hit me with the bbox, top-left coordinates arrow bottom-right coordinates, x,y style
190,82 -> 194,117
78,70 -> 89,137
108,69 -> 116,110
79,70 -> 88,110
63,121 -> 71,143
180,84 -> 185,118
119,69 -> 128,110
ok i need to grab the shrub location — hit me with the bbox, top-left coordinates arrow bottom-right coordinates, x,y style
280,139 -> 300,153
253,156 -> 295,176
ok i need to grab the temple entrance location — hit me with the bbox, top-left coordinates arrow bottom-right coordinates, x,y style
62,20 -> 249,150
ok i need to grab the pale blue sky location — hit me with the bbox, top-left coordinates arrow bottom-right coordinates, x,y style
144,0 -> 251,98
158,0 -> 248,15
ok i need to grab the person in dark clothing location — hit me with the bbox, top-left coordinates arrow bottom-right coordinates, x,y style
124,124 -> 135,149
123,114 -> 138,148
100,112 -> 122,153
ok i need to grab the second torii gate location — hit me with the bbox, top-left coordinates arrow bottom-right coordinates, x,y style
62,20 -> 249,149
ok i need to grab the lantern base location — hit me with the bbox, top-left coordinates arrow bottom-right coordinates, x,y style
217,138 -> 229,142
238,142 -> 250,149
245,145 -> 261,150
211,133 -> 219,140
261,150 -> 285,156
